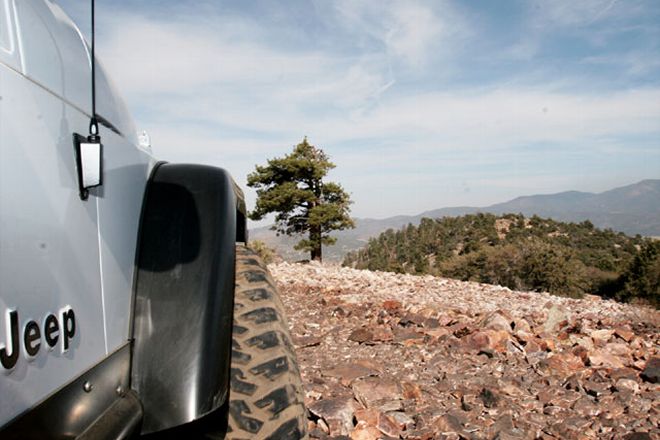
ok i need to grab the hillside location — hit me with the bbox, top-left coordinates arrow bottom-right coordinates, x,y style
343,213 -> 659,304
272,262 -> 660,439
250,179 -> 660,261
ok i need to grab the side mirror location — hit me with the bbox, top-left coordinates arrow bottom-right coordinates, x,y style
73,133 -> 103,200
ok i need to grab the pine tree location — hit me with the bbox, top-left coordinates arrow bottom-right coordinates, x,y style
619,240 -> 660,305
247,138 -> 354,261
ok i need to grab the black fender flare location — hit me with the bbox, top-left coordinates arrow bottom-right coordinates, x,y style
130,163 -> 244,434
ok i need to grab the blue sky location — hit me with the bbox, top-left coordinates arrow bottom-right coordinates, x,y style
57,0 -> 660,225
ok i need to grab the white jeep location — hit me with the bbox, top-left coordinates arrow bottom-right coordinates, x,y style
0,1 -> 306,438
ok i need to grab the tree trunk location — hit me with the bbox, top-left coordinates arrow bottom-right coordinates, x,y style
310,226 -> 322,262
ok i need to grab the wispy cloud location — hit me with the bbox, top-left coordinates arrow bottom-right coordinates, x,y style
56,0 -> 660,222
530,0 -> 630,27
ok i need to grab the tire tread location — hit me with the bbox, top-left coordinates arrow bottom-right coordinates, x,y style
226,245 -> 307,439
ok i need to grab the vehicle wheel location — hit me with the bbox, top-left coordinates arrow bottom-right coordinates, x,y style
225,245 -> 308,440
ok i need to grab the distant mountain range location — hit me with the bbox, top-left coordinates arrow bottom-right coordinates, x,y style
250,179 -> 660,262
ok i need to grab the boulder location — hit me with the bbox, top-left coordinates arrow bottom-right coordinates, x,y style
544,305 -> 570,334
308,397 -> 357,436
640,357 -> 659,383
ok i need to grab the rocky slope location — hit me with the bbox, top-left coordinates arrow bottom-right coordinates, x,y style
270,262 -> 660,440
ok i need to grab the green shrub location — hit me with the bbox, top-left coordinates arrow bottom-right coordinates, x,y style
617,240 -> 660,306
248,240 -> 278,265
343,213 -> 650,302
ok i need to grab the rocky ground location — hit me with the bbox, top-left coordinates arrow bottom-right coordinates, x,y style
269,262 -> 660,440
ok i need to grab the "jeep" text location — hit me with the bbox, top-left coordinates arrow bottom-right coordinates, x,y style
1,307 -> 76,371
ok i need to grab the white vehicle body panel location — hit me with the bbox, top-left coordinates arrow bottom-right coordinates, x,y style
96,128 -> 152,351
14,0 -> 91,114
0,61 -> 106,425
0,0 -> 20,71
0,0 -> 154,425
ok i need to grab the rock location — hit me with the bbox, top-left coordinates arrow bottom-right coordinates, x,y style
615,327 -> 635,342
393,327 -> 424,344
399,313 -> 427,327
600,399 -> 625,420
465,330 -> 510,353
640,357 -> 659,383
370,326 -> 394,343
353,408 -> 379,426
512,318 -> 532,333
372,400 -> 403,412
450,322 -> 473,338
538,338 -> 556,352
544,305 -> 569,333
309,427 -> 329,439
307,389 -> 323,401
545,390 -> 581,409
605,342 -> 632,357
294,334 -> 323,348
563,373 -> 584,392
583,381 -> 610,398
352,377 -> 403,409
632,359 -> 648,370
350,424 -> 381,440
402,382 -> 423,400
376,413 -> 401,437
352,409 -> 401,438
572,335 -> 594,351
590,329 -> 615,345
480,311 -> 512,332
404,429 -> 435,440
489,413 -> 527,439
348,328 -> 374,344
382,300 -> 402,313
479,388 -> 499,408
500,382 -> 524,397
308,397 -> 357,436
609,367 -> 638,381
386,411 -> 415,430
545,352 -> 585,376
588,350 -> 625,369
268,259 -> 660,440
572,396 -> 600,417
431,414 -> 463,434
478,348 -> 495,359
317,418 -> 330,433
543,405 -> 564,416
524,339 -> 542,353
614,378 -> 640,394
325,363 -> 380,386
464,329 -> 511,353
421,327 -> 450,340
552,417 -> 593,436
623,433 -> 653,440
571,345 -> 589,364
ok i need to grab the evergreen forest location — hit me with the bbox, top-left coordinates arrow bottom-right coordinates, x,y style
343,213 -> 659,306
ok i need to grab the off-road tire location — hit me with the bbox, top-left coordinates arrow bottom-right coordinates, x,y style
226,245 -> 308,440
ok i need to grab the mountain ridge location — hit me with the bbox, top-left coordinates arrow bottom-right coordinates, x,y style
250,179 -> 660,261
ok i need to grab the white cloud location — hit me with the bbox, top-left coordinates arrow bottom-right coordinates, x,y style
63,1 -> 659,223
95,9 -> 660,154
99,16 -> 330,96
383,2 -> 443,67
359,88 -> 660,146
332,0 -> 464,70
